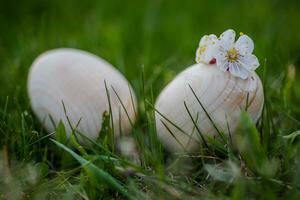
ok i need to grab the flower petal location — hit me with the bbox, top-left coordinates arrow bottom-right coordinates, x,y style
203,45 -> 218,63
196,34 -> 218,63
238,54 -> 260,70
235,35 -> 254,55
238,67 -> 250,79
199,34 -> 218,46
220,29 -> 236,43
199,35 -> 208,46
219,29 -> 235,50
228,62 -> 250,79
216,59 -> 229,72
215,47 -> 228,70
195,47 -> 205,63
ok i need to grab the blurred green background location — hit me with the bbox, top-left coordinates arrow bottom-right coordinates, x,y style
1,0 -> 300,199
1,0 -> 300,100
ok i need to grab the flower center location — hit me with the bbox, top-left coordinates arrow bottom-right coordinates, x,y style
226,48 -> 239,62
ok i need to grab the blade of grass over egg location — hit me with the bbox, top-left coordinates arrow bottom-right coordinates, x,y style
97,110 -> 114,149
187,113 -> 199,148
61,100 -> 73,130
183,101 -> 209,149
245,92 -> 250,112
147,100 -> 202,146
104,80 -> 115,152
225,113 -> 233,145
118,108 -> 123,137
111,86 -> 134,128
61,100 -> 81,143
160,120 -> 186,151
51,139 -> 134,199
188,84 -> 226,143
128,83 -> 137,119
48,114 -> 57,130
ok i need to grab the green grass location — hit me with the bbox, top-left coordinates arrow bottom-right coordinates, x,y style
1,0 -> 300,199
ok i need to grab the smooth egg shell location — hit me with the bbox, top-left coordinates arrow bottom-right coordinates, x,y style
28,48 -> 137,141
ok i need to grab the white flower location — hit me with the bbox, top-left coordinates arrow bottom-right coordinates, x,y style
214,29 -> 259,79
195,34 -> 218,64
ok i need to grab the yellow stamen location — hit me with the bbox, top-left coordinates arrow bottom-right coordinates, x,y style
226,48 -> 239,62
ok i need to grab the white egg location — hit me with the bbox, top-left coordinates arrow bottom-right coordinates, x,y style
155,63 -> 264,152
28,48 -> 137,141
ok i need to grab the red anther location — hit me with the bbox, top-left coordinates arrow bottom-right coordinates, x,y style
209,58 -> 216,65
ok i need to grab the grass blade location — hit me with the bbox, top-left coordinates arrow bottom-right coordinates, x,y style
183,101 -> 209,149
111,86 -> 134,128
104,80 -> 115,151
147,100 -> 201,146
160,120 -> 186,151
51,139 -> 134,200
188,84 -> 226,143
